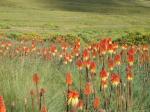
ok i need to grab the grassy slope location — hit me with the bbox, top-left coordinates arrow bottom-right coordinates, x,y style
0,0 -> 150,37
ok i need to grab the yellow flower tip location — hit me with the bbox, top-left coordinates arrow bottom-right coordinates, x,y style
68,98 -> 79,107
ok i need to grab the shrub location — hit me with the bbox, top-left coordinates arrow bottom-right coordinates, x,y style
114,32 -> 150,45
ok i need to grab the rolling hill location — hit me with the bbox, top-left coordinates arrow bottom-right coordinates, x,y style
0,0 -> 150,37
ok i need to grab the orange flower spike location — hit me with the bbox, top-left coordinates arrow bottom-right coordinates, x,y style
100,68 -> 109,81
84,82 -> 92,95
74,40 -> 80,50
23,46 -> 30,54
107,38 -> 112,44
126,65 -> 132,73
127,55 -> 134,66
108,58 -> 114,71
143,45 -> 149,51
87,45 -> 92,51
61,43 -> 68,51
7,41 -> 12,47
90,61 -> 96,73
42,48 -> 48,56
82,49 -> 90,61
99,39 -> 108,55
114,54 -> 121,65
66,72 -> 73,85
50,45 -> 57,56
83,60 -> 91,69
127,72 -> 133,81
65,53 -> 72,63
76,60 -> 83,71
32,73 -> 40,84
41,105 -> 48,112
75,38 -> 81,47
0,96 -> 6,112
1,42 -> 6,48
58,52 -> 63,59
122,44 -> 128,50
93,97 -> 100,109
111,73 -> 121,86
92,50 -> 97,59
72,47 -> 79,57
113,43 -> 119,50
108,44 -> 114,54
77,100 -> 84,110
128,47 -> 136,56
68,90 -> 79,106
101,80 -> 108,89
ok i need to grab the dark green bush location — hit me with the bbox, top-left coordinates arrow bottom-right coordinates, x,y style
114,32 -> 150,45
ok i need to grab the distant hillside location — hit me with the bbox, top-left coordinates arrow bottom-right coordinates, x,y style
0,0 -> 150,37
0,0 -> 150,11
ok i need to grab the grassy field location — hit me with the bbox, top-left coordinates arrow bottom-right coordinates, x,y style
0,0 -> 150,38
0,1 -> 150,112
0,37 -> 150,112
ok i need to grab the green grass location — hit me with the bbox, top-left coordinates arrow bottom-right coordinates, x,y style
0,38 -> 150,111
0,0 -> 150,37
0,56 -> 65,111
0,1 -> 150,111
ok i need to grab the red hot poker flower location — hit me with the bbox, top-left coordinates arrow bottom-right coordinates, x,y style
108,44 -> 114,54
100,68 -> 109,81
83,60 -> 91,69
128,47 -> 136,56
111,73 -> 121,86
84,82 -> 92,95
126,65 -> 132,73
122,44 -> 128,50
127,55 -> 134,66
108,58 -> 114,71
76,60 -> 83,71
41,105 -> 48,112
101,80 -> 108,89
61,43 -> 68,51
127,71 -> 133,81
68,90 -> 79,106
113,43 -> 119,50
93,96 -> 100,109
114,54 -> 121,65
72,47 -> 79,57
82,49 -> 90,61
32,73 -> 40,84
0,96 -> 6,112
77,100 -> 84,110
66,72 -> 73,85
142,45 -> 149,51
90,61 -> 96,73
92,50 -> 97,59
50,45 -> 57,56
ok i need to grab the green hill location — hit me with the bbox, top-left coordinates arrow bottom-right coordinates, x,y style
0,0 -> 150,37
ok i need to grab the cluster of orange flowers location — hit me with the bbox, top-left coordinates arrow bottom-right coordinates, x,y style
63,38 -> 149,111
0,36 -> 149,112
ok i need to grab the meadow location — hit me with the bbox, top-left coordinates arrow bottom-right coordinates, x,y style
0,0 -> 150,38
0,35 -> 150,112
0,0 -> 150,112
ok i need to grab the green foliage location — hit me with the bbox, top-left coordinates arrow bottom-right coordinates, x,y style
0,23 -> 11,29
114,32 -> 150,45
5,32 -> 22,40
